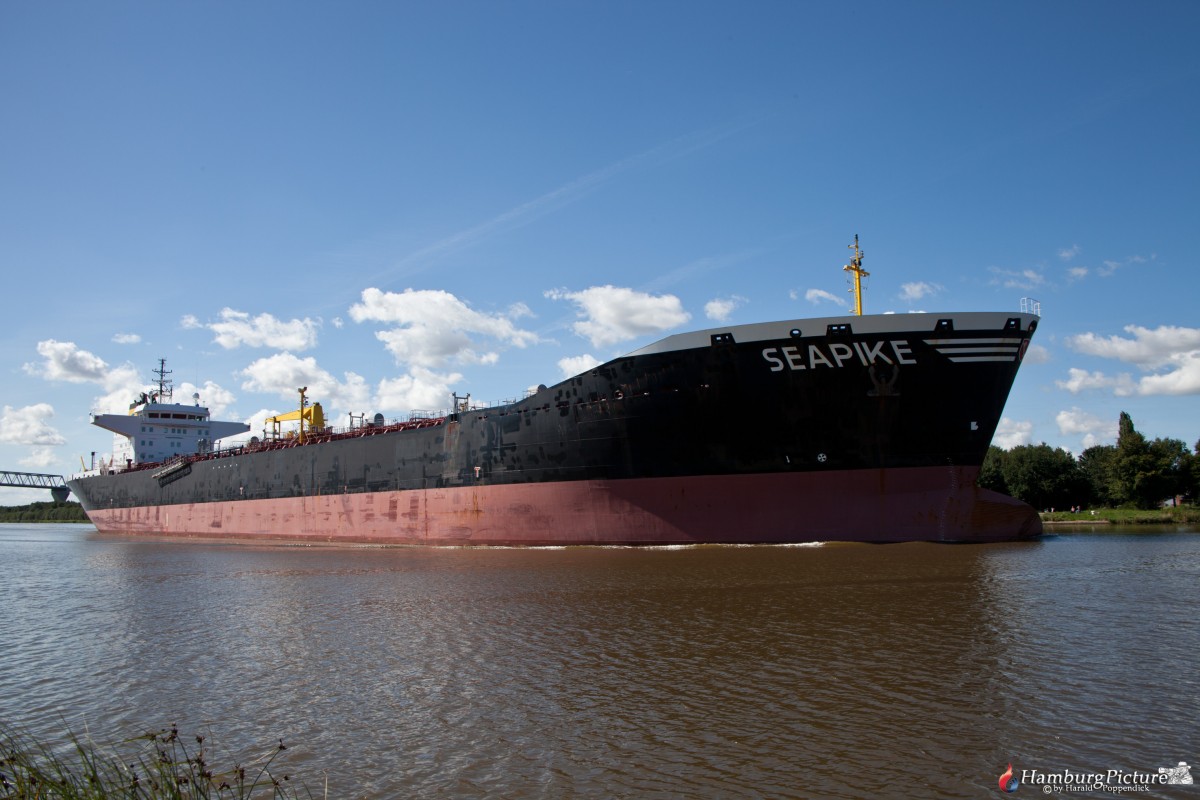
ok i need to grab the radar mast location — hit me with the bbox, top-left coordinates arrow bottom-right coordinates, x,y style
152,359 -> 173,403
843,234 -> 869,316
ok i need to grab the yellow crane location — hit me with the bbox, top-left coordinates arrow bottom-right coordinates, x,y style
265,387 -> 324,442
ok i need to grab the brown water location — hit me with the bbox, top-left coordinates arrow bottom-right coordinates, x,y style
1,524 -> 1197,798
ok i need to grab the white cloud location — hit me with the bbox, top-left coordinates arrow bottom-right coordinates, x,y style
0,404 -> 66,446
992,417 -> 1033,449
704,295 -> 746,323
23,340 -> 145,414
1098,254 -> 1152,277
804,288 -> 848,308
20,341 -> 250,444
238,353 -> 370,413
1055,407 -> 1105,434
545,285 -> 690,348
988,267 -> 1046,290
1137,353 -> 1200,395
1067,325 -> 1200,368
1024,343 -> 1052,364
176,380 -> 239,419
194,308 -> 321,351
112,333 -> 141,344
1058,244 -> 1081,261
24,340 -> 110,383
898,281 -> 942,302
350,288 -> 540,368
1066,266 -> 1089,282
375,325 -> 481,368
1055,407 -> 1117,448
20,446 -> 59,469
374,367 -> 463,414
1064,324 -> 1200,396
558,354 -> 602,378
1055,367 -> 1136,396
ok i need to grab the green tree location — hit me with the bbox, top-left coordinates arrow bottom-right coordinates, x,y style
1184,440 -> 1200,502
978,445 -> 1009,495
1078,444 -> 1117,506
0,501 -> 88,522
1109,412 -> 1190,508
1112,411 -> 1150,507
1000,443 -> 1086,511
1146,436 -> 1189,506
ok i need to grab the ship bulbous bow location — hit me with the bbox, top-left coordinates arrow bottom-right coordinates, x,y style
944,485 -> 1043,543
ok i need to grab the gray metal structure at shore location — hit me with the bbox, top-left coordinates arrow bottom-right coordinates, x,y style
0,470 -> 70,502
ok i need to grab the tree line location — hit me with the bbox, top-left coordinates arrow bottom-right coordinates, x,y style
980,412 -> 1199,511
0,500 -> 89,523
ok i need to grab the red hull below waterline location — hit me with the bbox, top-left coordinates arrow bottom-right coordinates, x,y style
84,466 -> 1042,546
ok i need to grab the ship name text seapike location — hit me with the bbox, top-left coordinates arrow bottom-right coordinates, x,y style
761,340 -> 917,372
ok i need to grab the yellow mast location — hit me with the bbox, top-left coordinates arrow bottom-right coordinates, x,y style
843,234 -> 869,316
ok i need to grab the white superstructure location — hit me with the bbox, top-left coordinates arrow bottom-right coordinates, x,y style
90,360 -> 249,469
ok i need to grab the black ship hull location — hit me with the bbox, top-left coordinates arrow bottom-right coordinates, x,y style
69,311 -> 1042,544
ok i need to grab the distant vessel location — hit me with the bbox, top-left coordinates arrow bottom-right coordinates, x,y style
69,239 -> 1042,544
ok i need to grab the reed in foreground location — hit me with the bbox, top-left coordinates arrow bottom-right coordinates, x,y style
0,724 -> 316,799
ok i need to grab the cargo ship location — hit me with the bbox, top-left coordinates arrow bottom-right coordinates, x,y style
68,240 -> 1042,545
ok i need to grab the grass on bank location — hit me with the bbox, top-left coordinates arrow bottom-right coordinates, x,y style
0,724 -> 317,799
1040,505 -> 1200,525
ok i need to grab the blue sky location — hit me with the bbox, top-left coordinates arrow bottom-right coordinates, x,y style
2,1 -> 1198,503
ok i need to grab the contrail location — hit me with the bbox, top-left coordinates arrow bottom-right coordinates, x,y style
376,116 -> 766,281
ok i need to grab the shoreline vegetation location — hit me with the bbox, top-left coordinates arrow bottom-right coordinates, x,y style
0,501 -> 89,523
0,723 -> 315,799
980,412 -> 1198,515
1040,506 -> 1200,526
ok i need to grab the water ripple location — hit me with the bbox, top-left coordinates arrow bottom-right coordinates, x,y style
1,526 -> 1197,798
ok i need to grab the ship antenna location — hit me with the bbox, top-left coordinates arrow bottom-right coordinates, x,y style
153,358 -> 173,402
843,234 -> 869,316
297,387 -> 308,444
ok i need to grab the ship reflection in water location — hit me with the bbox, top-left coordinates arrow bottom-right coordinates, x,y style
1,525 -> 1197,798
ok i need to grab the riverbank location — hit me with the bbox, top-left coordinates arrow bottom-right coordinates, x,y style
1040,506 -> 1200,525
